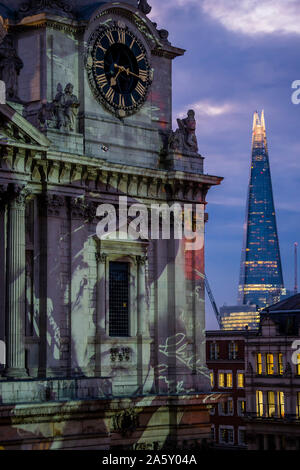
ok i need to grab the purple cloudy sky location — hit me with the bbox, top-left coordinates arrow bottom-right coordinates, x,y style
149,0 -> 300,329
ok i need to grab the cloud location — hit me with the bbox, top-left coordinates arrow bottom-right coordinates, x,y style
202,0 -> 300,36
150,0 -> 300,36
179,100 -> 234,117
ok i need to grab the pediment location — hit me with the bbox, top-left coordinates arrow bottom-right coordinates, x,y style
0,103 -> 50,150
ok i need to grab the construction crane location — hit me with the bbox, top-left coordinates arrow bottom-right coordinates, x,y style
205,275 -> 222,328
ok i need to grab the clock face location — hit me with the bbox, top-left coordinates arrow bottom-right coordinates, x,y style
87,25 -> 152,117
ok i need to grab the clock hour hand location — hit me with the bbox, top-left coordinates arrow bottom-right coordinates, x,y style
114,64 -> 146,82
111,68 -> 122,86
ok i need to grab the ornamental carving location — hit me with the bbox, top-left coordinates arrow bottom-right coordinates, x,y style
0,35 -> 23,101
19,0 -> 74,18
40,194 -> 64,216
110,347 -> 131,363
38,83 -> 79,133
95,253 -> 107,264
138,0 -> 152,15
111,408 -> 139,436
169,109 -> 199,155
70,197 -> 96,221
7,184 -> 31,208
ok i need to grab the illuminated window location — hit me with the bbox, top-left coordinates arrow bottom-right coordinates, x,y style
210,371 -> 214,388
210,342 -> 219,360
297,392 -> 300,418
278,354 -> 283,375
256,390 -> 263,417
267,391 -> 275,417
297,354 -> 300,375
256,353 -> 262,374
228,341 -> 238,359
277,392 -> 284,418
218,373 -> 225,388
238,399 -> 246,416
237,373 -> 244,388
266,354 -> 274,375
226,373 -> 233,388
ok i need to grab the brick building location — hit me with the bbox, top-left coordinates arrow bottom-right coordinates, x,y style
206,330 -> 252,448
245,294 -> 300,450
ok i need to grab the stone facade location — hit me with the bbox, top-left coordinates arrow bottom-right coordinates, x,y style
0,0 -> 223,450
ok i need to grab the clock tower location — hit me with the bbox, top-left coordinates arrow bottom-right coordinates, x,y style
0,0 -> 224,450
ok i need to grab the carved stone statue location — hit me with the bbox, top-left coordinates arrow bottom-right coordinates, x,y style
138,0 -> 152,15
61,83 -> 80,132
169,109 -> 199,155
38,82 -> 79,132
0,35 -> 23,101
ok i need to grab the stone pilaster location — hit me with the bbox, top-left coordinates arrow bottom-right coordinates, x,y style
95,252 -> 107,376
136,255 -> 148,336
4,185 -> 30,378
136,254 -> 148,393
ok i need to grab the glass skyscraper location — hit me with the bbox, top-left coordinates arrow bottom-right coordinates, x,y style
238,111 -> 284,308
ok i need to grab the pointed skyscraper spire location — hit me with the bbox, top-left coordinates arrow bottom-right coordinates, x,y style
238,111 -> 284,307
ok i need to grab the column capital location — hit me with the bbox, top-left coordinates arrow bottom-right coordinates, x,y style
136,255 -> 148,266
96,252 -> 107,264
8,184 -> 31,208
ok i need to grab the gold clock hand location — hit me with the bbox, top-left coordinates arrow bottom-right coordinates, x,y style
111,68 -> 122,86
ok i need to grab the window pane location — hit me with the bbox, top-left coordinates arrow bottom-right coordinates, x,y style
109,262 -> 129,337
219,373 -> 224,387
256,390 -> 263,416
226,373 -> 232,387
267,391 -> 275,417
266,354 -> 274,375
238,373 -> 244,388
278,353 -> 283,375
278,391 -> 284,418
256,353 -> 262,374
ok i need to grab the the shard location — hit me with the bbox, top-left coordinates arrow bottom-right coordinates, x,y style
238,111 -> 284,308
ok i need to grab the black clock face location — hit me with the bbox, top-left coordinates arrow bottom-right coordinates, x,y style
87,25 -> 152,117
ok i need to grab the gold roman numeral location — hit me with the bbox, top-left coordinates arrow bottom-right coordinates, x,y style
97,43 -> 107,54
129,38 -> 135,49
118,30 -> 126,44
107,31 -> 115,45
94,60 -> 104,68
136,53 -> 144,62
131,94 -> 137,106
119,94 -> 125,108
96,73 -> 107,87
105,87 -> 115,103
136,82 -> 145,96
139,70 -> 148,82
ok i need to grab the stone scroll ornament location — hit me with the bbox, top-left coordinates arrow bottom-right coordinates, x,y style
38,83 -> 79,132
138,0 -> 152,15
0,35 -> 23,101
169,109 -> 199,155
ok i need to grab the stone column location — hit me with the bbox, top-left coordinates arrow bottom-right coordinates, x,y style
137,255 -> 148,336
95,252 -> 107,376
136,255 -> 148,393
5,186 -> 30,378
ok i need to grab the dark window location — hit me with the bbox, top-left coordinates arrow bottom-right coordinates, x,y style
109,262 -> 129,337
